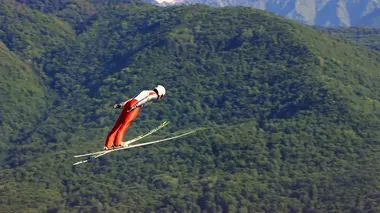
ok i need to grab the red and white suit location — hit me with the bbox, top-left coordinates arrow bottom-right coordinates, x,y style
104,88 -> 164,149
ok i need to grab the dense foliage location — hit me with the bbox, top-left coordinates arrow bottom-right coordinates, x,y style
317,27 -> 380,52
1,0 -> 380,212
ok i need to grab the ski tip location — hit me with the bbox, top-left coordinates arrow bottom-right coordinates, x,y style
194,127 -> 207,132
73,161 -> 85,166
159,120 -> 170,127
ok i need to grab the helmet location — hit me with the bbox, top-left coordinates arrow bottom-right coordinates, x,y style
154,85 -> 166,100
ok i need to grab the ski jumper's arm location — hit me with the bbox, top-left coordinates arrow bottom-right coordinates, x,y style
114,90 -> 157,110
132,90 -> 158,109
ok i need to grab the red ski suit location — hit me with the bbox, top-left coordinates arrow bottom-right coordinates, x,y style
104,90 -> 158,149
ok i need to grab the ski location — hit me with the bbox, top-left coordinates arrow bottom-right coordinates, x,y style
74,120 -> 169,158
73,129 -> 197,166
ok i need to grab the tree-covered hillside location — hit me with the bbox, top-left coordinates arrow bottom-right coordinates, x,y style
1,1 -> 380,213
317,27 -> 380,52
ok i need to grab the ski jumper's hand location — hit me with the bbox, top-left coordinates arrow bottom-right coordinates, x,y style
113,99 -> 132,109
127,104 -> 139,112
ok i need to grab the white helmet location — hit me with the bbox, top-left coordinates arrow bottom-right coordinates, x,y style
154,85 -> 166,100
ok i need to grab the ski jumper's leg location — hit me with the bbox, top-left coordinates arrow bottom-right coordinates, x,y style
104,100 -> 133,148
114,99 -> 141,146
104,120 -> 122,149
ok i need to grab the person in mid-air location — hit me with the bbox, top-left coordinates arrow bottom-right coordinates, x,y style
104,85 -> 166,150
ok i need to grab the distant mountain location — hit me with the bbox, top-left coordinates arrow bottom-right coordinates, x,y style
147,0 -> 380,27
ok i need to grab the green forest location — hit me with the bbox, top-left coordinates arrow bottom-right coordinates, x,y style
317,26 -> 380,52
1,0 -> 380,212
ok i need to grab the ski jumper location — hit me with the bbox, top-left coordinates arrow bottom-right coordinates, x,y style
104,90 -> 159,149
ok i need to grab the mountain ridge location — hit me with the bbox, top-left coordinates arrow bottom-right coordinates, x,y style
148,0 -> 380,27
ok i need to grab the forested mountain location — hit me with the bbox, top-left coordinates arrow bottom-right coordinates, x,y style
1,0 -> 380,212
317,27 -> 380,52
147,0 -> 380,28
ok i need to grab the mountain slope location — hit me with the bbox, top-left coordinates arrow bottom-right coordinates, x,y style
0,0 -> 75,167
318,27 -> 380,52
14,0 -> 152,26
0,0 -> 74,165
0,0 -> 74,59
0,41 -> 46,162
1,1 -> 380,213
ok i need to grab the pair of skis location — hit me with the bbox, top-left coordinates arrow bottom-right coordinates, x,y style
73,121 -> 196,166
